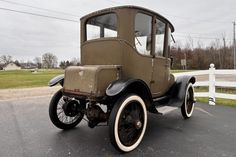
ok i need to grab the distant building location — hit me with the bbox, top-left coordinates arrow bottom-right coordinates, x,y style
3,63 -> 21,71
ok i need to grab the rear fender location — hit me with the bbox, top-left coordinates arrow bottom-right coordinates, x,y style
106,79 -> 156,112
48,74 -> 64,87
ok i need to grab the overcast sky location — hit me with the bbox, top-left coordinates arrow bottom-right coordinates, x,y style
0,0 -> 236,62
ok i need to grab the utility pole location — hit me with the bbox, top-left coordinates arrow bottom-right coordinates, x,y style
233,21 -> 236,69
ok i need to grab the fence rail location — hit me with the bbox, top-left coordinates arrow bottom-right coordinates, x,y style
174,64 -> 236,105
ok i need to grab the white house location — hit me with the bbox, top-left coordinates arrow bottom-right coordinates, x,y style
3,63 -> 21,71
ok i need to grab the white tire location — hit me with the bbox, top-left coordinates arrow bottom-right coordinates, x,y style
109,94 -> 147,152
181,83 -> 195,119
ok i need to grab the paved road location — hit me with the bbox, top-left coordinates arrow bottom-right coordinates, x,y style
0,96 -> 236,157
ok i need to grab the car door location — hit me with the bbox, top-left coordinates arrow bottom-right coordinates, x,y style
150,17 -> 169,97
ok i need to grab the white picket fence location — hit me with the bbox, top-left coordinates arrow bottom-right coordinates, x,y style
174,64 -> 236,105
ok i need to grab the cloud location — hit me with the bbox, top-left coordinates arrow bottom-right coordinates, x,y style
0,0 -> 236,61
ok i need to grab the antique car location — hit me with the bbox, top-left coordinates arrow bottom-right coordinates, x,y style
48,6 -> 195,153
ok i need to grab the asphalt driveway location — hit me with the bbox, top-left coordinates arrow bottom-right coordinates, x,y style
0,96 -> 236,157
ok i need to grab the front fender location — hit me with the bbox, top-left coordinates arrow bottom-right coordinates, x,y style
48,74 -> 64,87
168,75 -> 196,107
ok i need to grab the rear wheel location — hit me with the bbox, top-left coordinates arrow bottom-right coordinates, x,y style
109,94 -> 147,152
49,89 -> 86,129
181,83 -> 195,119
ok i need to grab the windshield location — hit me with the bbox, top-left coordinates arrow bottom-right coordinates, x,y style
86,13 -> 117,41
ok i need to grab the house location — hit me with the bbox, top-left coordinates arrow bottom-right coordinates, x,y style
3,63 -> 21,71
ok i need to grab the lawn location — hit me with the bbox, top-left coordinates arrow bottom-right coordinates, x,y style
0,69 -> 64,89
171,69 -> 194,73
194,87 -> 236,107
1,69 -> 235,107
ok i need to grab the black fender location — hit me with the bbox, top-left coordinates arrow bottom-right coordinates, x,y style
167,75 -> 196,107
48,74 -> 64,87
106,79 -> 155,112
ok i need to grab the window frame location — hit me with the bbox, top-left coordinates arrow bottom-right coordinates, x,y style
134,12 -> 154,57
153,16 -> 168,59
154,18 -> 167,58
134,12 -> 169,59
85,12 -> 119,42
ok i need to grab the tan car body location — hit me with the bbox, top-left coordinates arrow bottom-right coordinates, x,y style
63,6 -> 175,99
48,6 -> 196,152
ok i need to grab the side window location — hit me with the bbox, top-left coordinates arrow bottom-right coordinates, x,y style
86,25 -> 100,40
135,13 -> 152,56
86,13 -> 117,41
155,19 -> 166,57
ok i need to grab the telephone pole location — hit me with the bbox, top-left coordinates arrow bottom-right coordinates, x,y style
233,21 -> 236,69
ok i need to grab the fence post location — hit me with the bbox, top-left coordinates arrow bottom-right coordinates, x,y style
209,63 -> 216,105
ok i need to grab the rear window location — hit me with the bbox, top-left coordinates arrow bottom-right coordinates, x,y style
86,13 -> 118,41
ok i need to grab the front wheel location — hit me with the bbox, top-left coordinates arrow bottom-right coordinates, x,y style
109,94 -> 147,153
181,83 -> 195,119
49,89 -> 86,129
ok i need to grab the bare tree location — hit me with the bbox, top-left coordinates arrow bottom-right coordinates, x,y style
70,57 -> 80,65
42,53 -> 58,69
0,55 -> 13,64
34,57 -> 42,69
186,35 -> 194,50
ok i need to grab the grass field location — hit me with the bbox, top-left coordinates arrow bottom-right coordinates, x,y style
0,69 -> 64,89
194,87 -> 236,107
0,69 -> 235,107
171,69 -> 193,73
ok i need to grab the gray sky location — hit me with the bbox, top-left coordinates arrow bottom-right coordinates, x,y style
0,0 -> 236,62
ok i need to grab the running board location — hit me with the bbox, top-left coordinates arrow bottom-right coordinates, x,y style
155,106 -> 178,115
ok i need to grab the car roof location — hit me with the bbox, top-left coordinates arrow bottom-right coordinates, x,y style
80,5 -> 175,32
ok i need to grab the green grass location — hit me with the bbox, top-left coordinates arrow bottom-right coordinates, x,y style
1,68 -> 235,107
170,70 -> 236,107
0,69 -> 64,89
196,97 -> 236,107
195,87 -> 236,107
171,70 -> 193,73
194,87 -> 236,94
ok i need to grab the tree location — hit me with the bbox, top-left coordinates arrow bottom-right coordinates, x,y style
42,53 -> 58,68
34,57 -> 42,69
70,57 -> 80,65
14,60 -> 21,66
0,55 -> 13,64
59,61 -> 66,69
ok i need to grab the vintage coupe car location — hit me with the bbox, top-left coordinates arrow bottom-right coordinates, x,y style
48,6 -> 195,152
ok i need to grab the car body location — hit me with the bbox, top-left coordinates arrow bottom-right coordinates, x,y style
48,6 -> 195,153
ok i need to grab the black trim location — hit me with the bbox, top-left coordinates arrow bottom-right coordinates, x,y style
48,74 -> 64,87
80,5 -> 174,32
106,79 -> 150,97
166,75 -> 196,107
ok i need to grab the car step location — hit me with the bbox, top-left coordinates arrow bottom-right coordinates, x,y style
155,106 -> 178,115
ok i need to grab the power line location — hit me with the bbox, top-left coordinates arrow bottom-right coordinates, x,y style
104,0 -> 231,25
0,0 -> 81,17
174,34 -> 232,41
0,7 -> 79,22
174,32 -> 231,40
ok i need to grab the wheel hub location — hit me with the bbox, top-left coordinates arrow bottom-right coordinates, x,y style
62,100 -> 80,117
135,120 -> 142,129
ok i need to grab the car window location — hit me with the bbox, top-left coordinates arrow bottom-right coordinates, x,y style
155,19 -> 166,57
86,13 -> 117,41
135,13 -> 152,56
